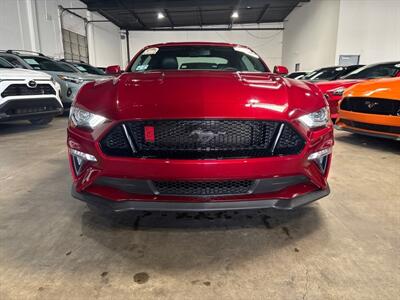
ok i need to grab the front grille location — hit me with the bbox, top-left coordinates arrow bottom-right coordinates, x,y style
340,97 -> 400,116
341,119 -> 400,135
100,120 -> 305,159
153,180 -> 254,196
1,84 -> 56,98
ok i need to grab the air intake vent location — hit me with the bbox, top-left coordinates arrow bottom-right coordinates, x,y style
153,180 -> 254,196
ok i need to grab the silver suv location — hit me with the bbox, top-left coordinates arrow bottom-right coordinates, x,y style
0,51 -> 104,111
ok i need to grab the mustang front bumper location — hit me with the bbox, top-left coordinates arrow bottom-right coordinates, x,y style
72,184 -> 330,212
68,120 -> 333,212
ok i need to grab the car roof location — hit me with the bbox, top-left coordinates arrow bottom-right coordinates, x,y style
363,61 -> 400,67
143,41 -> 251,49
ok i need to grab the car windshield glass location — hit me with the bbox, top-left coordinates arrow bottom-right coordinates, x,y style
21,56 -> 73,72
303,67 -> 345,80
130,46 -> 268,72
341,63 -> 400,79
58,62 -> 80,73
0,57 -> 14,68
74,63 -> 105,75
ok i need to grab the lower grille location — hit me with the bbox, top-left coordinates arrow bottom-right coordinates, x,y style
100,120 -> 305,159
153,180 -> 254,196
340,97 -> 400,116
341,119 -> 400,135
93,175 -> 309,197
0,98 -> 62,116
1,84 -> 56,98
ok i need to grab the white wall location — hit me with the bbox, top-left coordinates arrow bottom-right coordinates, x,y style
282,0 -> 341,72
0,0 -> 123,67
0,0 -> 35,51
87,13 -> 124,67
124,24 -> 284,69
335,0 -> 400,65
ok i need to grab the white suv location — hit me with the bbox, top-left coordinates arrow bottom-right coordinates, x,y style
0,57 -> 63,125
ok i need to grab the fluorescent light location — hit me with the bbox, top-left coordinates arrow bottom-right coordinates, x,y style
157,12 -> 165,19
231,11 -> 239,18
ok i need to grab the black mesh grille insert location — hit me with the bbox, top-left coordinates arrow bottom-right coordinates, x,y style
1,84 -> 56,98
100,120 -> 305,159
275,125 -> 305,155
100,125 -> 132,156
341,119 -> 400,135
340,97 -> 400,116
0,98 -> 62,116
153,180 -> 254,196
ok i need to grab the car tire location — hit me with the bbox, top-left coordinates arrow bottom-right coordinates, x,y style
29,117 -> 53,125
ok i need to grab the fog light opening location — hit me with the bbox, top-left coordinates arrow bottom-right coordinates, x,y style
70,149 -> 97,175
308,148 -> 331,174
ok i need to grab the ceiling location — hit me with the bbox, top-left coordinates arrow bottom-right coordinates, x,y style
81,0 -> 310,30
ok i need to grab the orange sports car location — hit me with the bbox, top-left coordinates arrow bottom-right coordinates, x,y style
336,77 -> 400,140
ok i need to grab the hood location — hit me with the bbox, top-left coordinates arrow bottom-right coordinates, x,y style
44,71 -> 104,82
344,77 -> 400,100
315,79 -> 364,93
76,71 -> 326,121
0,67 -> 51,80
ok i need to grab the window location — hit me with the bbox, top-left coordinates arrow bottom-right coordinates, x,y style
73,63 -> 105,75
130,46 -> 268,72
0,57 -> 14,68
342,63 -> 400,79
21,56 -> 72,72
303,67 -> 345,81
1,56 -> 26,69
62,29 -> 88,63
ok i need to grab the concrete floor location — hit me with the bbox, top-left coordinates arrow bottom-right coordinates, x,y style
0,118 -> 399,300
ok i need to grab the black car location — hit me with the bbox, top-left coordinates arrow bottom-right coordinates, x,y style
285,71 -> 308,79
303,65 -> 364,81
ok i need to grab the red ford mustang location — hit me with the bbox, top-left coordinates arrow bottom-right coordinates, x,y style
68,42 -> 333,213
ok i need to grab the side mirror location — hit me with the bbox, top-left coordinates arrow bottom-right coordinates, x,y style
273,65 -> 289,76
105,65 -> 121,75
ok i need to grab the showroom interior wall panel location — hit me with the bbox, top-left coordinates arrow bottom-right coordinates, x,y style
0,0 -> 36,51
86,13 -> 123,68
124,24 -> 283,69
335,0 -> 400,65
0,0 -> 123,67
282,0 -> 341,72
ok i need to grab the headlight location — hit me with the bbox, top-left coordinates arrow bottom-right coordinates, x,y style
69,106 -> 107,129
57,75 -> 83,84
328,87 -> 345,96
298,107 -> 329,128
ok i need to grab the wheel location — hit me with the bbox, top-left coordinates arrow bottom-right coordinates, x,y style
29,117 -> 53,125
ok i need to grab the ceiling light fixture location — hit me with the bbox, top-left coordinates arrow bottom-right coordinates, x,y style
231,11 -> 239,19
157,12 -> 165,19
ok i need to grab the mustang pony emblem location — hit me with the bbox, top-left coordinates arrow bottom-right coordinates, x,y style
190,129 -> 226,143
365,100 -> 379,109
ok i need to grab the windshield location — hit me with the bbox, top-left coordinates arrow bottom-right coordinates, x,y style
73,63 -> 105,75
130,46 -> 268,72
341,63 -> 400,79
58,62 -> 80,73
21,56 -> 73,72
303,67 -> 346,81
0,57 -> 14,68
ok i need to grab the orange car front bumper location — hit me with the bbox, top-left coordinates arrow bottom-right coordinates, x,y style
336,110 -> 400,140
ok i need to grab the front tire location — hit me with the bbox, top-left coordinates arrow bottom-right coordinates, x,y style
29,117 -> 53,125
